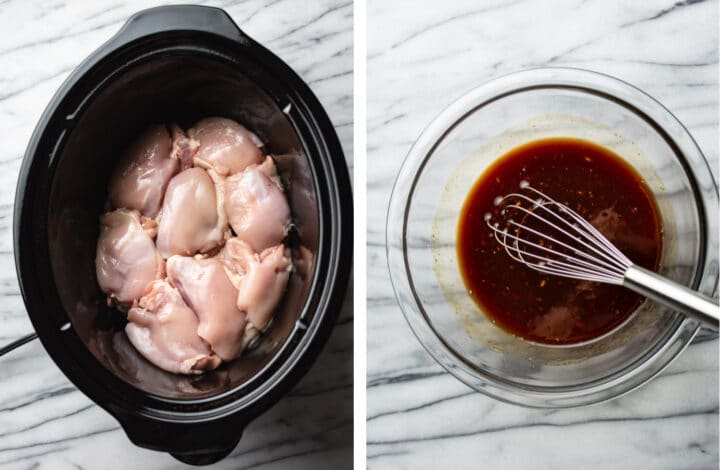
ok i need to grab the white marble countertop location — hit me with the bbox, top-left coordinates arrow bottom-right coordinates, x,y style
367,0 -> 718,469
0,1 -> 352,468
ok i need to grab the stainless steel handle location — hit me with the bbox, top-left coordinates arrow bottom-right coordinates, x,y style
624,265 -> 719,330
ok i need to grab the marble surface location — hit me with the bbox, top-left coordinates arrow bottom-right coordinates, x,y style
367,0 -> 718,469
0,1 -> 352,468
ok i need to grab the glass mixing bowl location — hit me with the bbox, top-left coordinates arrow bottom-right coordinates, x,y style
387,68 -> 718,408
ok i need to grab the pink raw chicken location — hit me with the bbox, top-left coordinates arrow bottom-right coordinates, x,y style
224,157 -> 290,252
188,117 -> 264,176
108,125 -> 179,218
126,280 -> 221,375
166,255 -> 249,361
95,209 -> 164,306
156,167 -> 228,258
223,238 -> 291,330
170,123 -> 200,171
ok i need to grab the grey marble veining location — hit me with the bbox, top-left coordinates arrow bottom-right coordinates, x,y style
367,0 -> 718,469
0,1 -> 352,468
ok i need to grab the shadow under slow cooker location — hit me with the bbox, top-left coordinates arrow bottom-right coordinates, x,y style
48,54 -> 320,399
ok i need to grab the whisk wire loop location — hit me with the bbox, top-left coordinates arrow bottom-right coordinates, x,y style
491,224 -> 625,282
484,182 -> 719,330
503,202 -> 628,274
524,185 -> 632,267
486,183 -> 632,284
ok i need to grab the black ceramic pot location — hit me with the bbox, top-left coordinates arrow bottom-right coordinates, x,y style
13,5 -> 352,465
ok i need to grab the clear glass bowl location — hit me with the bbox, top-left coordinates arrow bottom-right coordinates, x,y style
386,68 -> 719,408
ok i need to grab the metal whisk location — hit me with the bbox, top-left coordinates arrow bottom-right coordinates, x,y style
486,181 -> 719,330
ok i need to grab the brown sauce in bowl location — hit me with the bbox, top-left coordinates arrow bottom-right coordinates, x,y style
457,138 -> 662,344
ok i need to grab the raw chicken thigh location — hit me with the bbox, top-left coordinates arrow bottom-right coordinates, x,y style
188,117 -> 264,176
126,280 -> 221,374
167,256 -> 249,361
224,157 -> 290,252
107,125 -> 178,218
95,209 -> 164,306
96,119 -> 294,375
156,167 -> 228,258
223,238 -> 291,330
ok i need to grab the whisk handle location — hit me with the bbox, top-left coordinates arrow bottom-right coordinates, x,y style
624,266 -> 719,330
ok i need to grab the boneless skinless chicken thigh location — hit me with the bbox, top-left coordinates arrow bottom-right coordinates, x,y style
126,280 -> 221,374
95,209 -> 164,306
95,117 -> 292,374
222,238 -> 292,330
188,117 -> 264,176
166,255 -> 249,361
108,125 -> 178,218
156,167 -> 229,258
224,156 -> 291,252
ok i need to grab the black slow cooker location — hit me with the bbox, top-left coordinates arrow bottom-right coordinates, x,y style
13,5 -> 352,465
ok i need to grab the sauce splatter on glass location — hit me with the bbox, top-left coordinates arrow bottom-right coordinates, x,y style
457,138 -> 662,344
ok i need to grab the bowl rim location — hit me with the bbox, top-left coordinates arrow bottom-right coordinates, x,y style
386,66 -> 718,408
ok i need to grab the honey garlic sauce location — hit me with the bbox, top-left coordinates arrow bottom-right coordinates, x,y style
457,138 -> 662,344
